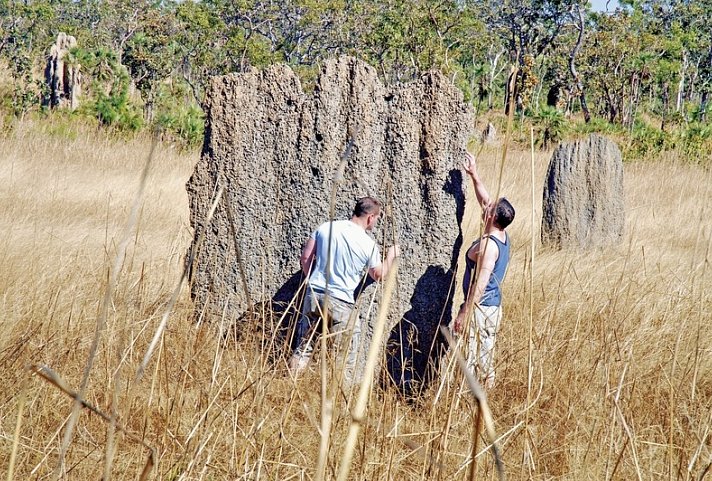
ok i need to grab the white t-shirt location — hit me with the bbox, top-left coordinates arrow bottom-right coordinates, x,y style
308,219 -> 382,304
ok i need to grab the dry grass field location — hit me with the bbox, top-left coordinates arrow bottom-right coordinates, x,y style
1,119 -> 711,480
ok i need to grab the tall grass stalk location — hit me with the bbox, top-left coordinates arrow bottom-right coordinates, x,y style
55,138 -> 156,480
336,260 -> 399,481
135,186 -> 223,384
5,386 -> 25,481
440,326 -> 505,480
612,364 -> 643,481
314,133 -> 355,481
30,365 -> 156,475
524,126 -> 537,479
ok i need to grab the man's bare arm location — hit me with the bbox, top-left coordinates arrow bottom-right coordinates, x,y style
368,245 -> 400,281
300,238 -> 316,276
464,151 -> 491,210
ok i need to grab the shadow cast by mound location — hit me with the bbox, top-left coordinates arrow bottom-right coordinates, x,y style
384,265 -> 456,399
221,270 -> 305,363
383,168 -> 464,399
268,270 -> 305,354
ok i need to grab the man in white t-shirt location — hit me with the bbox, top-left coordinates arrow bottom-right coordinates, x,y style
290,196 -> 400,382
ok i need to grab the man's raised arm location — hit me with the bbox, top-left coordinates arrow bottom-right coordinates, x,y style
464,151 -> 491,211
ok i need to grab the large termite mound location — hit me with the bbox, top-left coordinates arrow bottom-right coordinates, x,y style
542,134 -> 624,248
186,56 -> 473,393
43,33 -> 81,110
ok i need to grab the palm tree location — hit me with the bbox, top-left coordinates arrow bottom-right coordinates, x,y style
534,106 -> 567,150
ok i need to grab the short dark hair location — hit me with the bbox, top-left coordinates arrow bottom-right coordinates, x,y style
353,196 -> 382,218
494,197 -> 515,229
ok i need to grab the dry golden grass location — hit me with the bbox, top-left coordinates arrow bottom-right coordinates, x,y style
1,119 -> 711,480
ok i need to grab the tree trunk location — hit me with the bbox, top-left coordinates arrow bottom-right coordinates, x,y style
579,88 -> 590,123
676,51 -> 687,113
504,68 -> 516,116
143,98 -> 154,123
487,46 -> 503,111
627,73 -> 641,129
661,82 -> 669,131
569,4 -> 590,123
603,85 -> 617,123
686,57 -> 700,106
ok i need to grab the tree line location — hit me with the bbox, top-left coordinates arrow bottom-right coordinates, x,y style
1,0 -> 710,159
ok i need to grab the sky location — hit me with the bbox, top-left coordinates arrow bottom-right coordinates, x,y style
589,0 -> 621,12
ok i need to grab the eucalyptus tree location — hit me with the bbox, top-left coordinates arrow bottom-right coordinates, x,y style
474,0 -> 581,112
568,2 -> 590,122
346,0 -> 491,90
578,6 -> 648,125
122,7 -> 180,120
662,0 -> 711,120
0,0 -> 55,116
